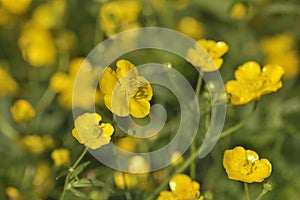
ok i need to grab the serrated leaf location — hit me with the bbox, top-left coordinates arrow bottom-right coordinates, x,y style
72,161 -> 91,176
56,169 -> 69,180
69,188 -> 90,199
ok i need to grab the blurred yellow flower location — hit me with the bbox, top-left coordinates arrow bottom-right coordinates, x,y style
31,0 -> 66,29
18,24 -> 57,67
32,162 -> 54,198
223,146 -> 272,183
51,148 -> 71,167
5,187 -> 27,200
177,17 -> 205,39
72,113 -> 114,149
187,39 -> 228,71
170,151 -> 184,166
20,134 -> 55,154
157,174 -> 203,200
115,136 -> 139,152
260,32 -> 299,79
229,3 -> 247,20
0,0 -> 31,15
100,60 -> 153,118
225,61 -> 285,105
114,172 -> 138,189
0,67 -> 19,96
10,99 -> 36,123
100,0 -> 141,37
50,58 -> 102,109
0,7 -> 15,27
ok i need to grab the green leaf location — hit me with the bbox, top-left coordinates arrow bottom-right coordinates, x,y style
72,161 -> 90,176
55,169 -> 69,180
69,188 -> 90,199
72,178 -> 105,188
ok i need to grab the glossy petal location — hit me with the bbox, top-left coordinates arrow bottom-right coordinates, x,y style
235,61 -> 261,81
129,98 -> 150,118
99,67 -> 118,95
116,59 -> 138,79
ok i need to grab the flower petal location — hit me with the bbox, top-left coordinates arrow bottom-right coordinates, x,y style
99,67 -> 118,95
235,61 -> 261,81
129,98 -> 150,118
116,59 -> 138,79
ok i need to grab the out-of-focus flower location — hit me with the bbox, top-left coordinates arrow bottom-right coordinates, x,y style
20,134 -> 55,154
0,67 -> 19,96
114,172 -> 138,189
31,0 -> 66,29
128,156 -> 150,173
225,61 -> 285,105
32,162 -> 54,198
170,151 -> 184,166
223,146 -> 272,183
0,0 -> 31,15
10,99 -> 36,123
72,113 -> 114,149
100,0 -> 141,37
115,136 -> 139,152
99,60 -> 153,118
177,17 -> 205,39
51,148 -> 70,167
157,174 -> 204,200
0,8 -> 15,27
187,39 -> 228,71
18,24 -> 57,67
5,187 -> 28,200
229,3 -> 247,20
50,58 -> 102,109
260,32 -> 299,79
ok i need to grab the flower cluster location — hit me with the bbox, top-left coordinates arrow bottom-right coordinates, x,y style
223,146 -> 272,183
225,61 -> 285,105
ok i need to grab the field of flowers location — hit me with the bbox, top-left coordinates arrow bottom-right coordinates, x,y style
1,0 -> 300,200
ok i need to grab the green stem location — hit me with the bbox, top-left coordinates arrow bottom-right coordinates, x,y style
244,182 -> 251,200
190,75 -> 203,179
256,189 -> 268,200
220,101 -> 257,138
60,147 -> 88,200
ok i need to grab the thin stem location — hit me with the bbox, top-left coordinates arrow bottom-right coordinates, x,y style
190,75 -> 203,179
220,101 -> 257,138
60,147 -> 88,200
256,189 -> 268,200
244,182 -> 251,200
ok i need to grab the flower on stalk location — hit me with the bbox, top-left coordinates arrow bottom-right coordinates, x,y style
225,61 -> 285,105
99,59 -> 153,118
72,113 -> 114,149
157,174 -> 204,200
223,146 -> 272,183
187,39 -> 228,72
10,99 -> 36,123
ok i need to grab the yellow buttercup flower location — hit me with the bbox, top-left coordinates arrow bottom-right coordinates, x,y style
100,0 -> 141,37
32,162 -> 54,198
225,61 -> 285,105
0,0 -> 31,15
229,3 -> 247,20
223,146 -> 272,183
0,67 -> 19,96
187,39 -> 228,71
72,113 -> 114,149
157,174 -> 204,200
10,99 -> 36,123
20,134 -> 55,154
18,23 -> 57,67
114,172 -> 138,189
99,59 -> 153,118
50,57 -> 102,109
5,187 -> 28,200
170,151 -> 184,166
260,32 -> 299,79
115,136 -> 139,152
51,148 -> 71,167
177,17 -> 205,39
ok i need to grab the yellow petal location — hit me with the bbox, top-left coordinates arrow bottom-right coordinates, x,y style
99,67 -> 118,95
129,98 -> 150,118
116,59 -> 138,79
169,174 -> 192,192
100,123 -> 114,138
72,128 -> 83,144
235,61 -> 261,81
262,64 -> 285,83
